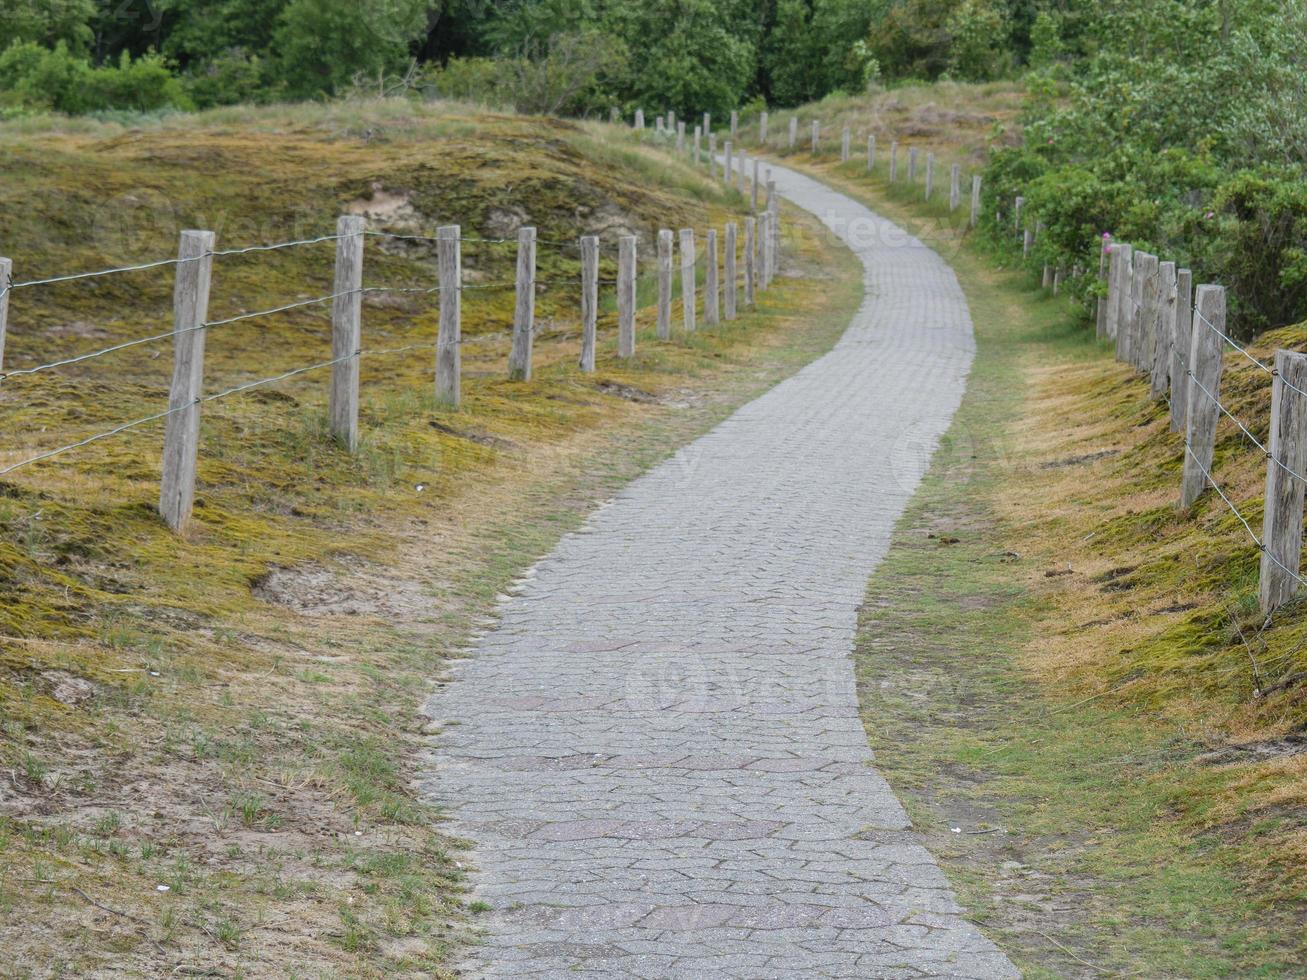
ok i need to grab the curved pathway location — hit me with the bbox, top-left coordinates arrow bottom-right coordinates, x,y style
422,164 -> 1016,979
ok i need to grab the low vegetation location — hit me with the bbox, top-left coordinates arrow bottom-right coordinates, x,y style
0,100 -> 864,974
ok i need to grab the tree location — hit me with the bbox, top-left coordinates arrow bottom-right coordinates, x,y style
271,0 -> 433,99
0,0 -> 96,53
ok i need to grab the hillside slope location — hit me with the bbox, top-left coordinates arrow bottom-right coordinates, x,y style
0,100 -> 864,976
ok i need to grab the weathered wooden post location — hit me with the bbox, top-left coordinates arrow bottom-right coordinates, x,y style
507,226 -> 537,381
610,106 -> 619,124
0,257 -> 11,372
1022,228 -> 1032,259
788,116 -> 798,150
1013,196 -> 1024,230
811,119 -> 820,154
841,126 -> 850,162
730,110 -> 738,140
705,228 -> 720,326
709,132 -> 718,179
889,141 -> 898,182
724,222 -> 738,321
949,164 -> 961,211
744,216 -> 756,308
867,134 -> 876,171
1096,239 -> 1110,338
668,108 -> 676,132
970,175 -> 981,228
159,229 -> 215,533
758,212 -> 771,291
759,110 -> 769,144
579,235 -> 599,372
329,215 -> 365,452
1169,269 -> 1193,432
925,153 -> 935,199
724,140 -> 733,186
679,228 -> 696,334
435,225 -> 461,405
1134,252 -> 1159,374
703,111 -> 711,136
1150,261 -> 1177,397
1180,285 -> 1226,508
908,147 -> 918,184
751,157 -> 760,211
618,236 -> 636,358
1260,348 -> 1307,613
656,115 -> 664,135
657,229 -> 673,341
1113,244 -> 1134,360
1042,264 -> 1052,289
635,108 -> 644,130
736,149 -> 746,192
676,120 -> 685,154
693,124 -> 701,164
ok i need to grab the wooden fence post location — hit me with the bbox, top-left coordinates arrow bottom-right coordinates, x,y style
889,141 -> 898,182
1096,239 -> 1110,338
635,108 -> 644,130
724,222 -> 738,320
1113,244 -> 1134,360
1180,285 -> 1226,508
656,115 -> 664,135
736,149 -> 746,192
1013,196 -> 1024,230
788,116 -> 798,150
618,235 -> 636,358
811,119 -> 820,154
693,125 -> 701,165
744,216 -> 756,308
435,225 -> 461,406
1169,269 -> 1193,432
0,257 -> 11,372
925,152 -> 935,199
751,157 -> 760,211
841,126 -> 850,162
329,215 -> 365,452
949,164 -> 960,211
709,132 -> 717,180
908,147 -> 918,184
158,230 -> 215,533
867,134 -> 876,171
1260,349 -> 1307,613
730,110 -> 738,140
970,175 -> 981,228
579,235 -> 598,372
703,111 -> 711,136
1134,252 -> 1159,374
676,120 -> 685,154
1042,264 -> 1052,289
657,229 -> 673,340
1022,228 -> 1032,259
507,226 -> 536,381
705,228 -> 720,326
668,109 -> 676,132
679,228 -> 696,334
724,140 -> 733,186
1150,261 -> 1177,397
759,111 -> 769,144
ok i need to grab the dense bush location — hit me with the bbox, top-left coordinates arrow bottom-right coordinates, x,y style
0,42 -> 191,115
980,0 -> 1307,337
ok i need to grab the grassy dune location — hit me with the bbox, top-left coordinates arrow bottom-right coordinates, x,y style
0,100 -> 864,976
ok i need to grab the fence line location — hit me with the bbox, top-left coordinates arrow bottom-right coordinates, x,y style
0,139 -> 782,533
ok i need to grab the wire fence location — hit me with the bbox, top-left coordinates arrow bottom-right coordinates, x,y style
0,180 -> 780,534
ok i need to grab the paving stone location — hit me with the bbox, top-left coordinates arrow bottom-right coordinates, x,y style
421,163 -> 1017,977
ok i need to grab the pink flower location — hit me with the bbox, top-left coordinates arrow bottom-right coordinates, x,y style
1204,210 -> 1215,219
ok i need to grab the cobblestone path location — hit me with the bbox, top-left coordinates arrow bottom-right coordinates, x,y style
422,164 -> 1017,979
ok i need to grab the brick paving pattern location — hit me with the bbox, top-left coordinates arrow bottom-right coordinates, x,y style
422,164 -> 1017,978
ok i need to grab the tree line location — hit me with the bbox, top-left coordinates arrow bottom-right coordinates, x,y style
0,0 -> 1040,117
